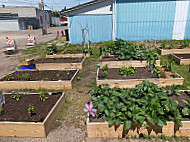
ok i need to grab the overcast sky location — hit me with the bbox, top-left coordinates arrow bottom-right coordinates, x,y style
0,0 -> 91,10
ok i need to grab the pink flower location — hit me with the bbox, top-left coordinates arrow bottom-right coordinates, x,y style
84,103 -> 97,117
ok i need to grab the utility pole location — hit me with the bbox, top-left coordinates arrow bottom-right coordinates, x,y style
41,0 -> 47,35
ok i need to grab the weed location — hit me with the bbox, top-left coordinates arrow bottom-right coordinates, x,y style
102,71 -> 109,79
6,74 -> 14,81
43,77 -> 49,81
0,107 -> 3,115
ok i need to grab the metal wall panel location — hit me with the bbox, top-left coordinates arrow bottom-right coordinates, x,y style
184,1 -> 190,39
69,15 -> 112,44
116,0 -> 176,41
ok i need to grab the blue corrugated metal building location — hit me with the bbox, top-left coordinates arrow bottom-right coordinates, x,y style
64,0 -> 190,44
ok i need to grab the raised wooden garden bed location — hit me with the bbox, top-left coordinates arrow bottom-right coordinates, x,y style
101,56 -> 160,68
35,57 -> 85,70
46,50 -> 90,58
96,67 -> 184,88
87,90 -> 190,138
0,92 -> 65,137
0,70 -> 79,90
156,47 -> 190,55
170,53 -> 190,65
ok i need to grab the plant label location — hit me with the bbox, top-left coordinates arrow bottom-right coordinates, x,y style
0,93 -> 5,107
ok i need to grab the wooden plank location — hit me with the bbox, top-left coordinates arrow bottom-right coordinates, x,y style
170,54 -> 190,65
101,60 -> 160,68
35,57 -> 85,70
0,93 -> 65,137
44,93 -> 65,136
46,53 -> 90,58
86,118 -> 177,138
156,47 -> 190,55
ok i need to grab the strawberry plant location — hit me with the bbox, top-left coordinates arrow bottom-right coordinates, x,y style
90,80 -> 182,130
120,66 -> 135,77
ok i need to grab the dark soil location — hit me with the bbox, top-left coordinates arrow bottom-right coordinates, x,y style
174,54 -> 190,59
98,67 -> 162,80
167,91 -> 190,107
89,116 -> 104,122
0,92 -> 62,122
4,50 -> 19,55
34,57 -> 83,63
56,49 -> 82,54
0,70 -> 77,81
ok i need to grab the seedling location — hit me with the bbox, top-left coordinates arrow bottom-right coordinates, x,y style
102,71 -> 109,79
102,64 -> 108,71
6,74 -> 14,81
39,91 -> 48,102
43,77 -> 49,81
11,91 -> 21,101
77,77 -> 81,81
22,73 -> 30,80
0,107 -> 3,115
167,89 -> 181,96
67,72 -> 70,79
28,105 -> 34,117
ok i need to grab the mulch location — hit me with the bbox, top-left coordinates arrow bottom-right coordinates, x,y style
0,70 -> 77,81
0,92 -> 62,122
34,57 -> 83,64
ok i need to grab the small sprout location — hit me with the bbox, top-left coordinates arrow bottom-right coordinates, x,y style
6,74 -> 14,81
28,105 -> 34,117
0,107 -> 3,115
67,72 -> 70,79
11,91 -> 21,101
43,77 -> 49,81
39,91 -> 48,102
76,77 -> 81,81
22,73 -> 30,80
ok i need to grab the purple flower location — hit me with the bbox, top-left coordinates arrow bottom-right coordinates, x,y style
84,103 -> 97,117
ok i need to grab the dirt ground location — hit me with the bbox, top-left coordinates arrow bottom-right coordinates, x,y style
0,26 -> 66,50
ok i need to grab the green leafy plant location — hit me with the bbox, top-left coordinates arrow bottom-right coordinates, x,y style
67,72 -> 70,80
181,100 -> 190,117
61,49 -> 67,54
0,107 -> 3,115
153,67 -> 162,78
46,44 -> 57,55
102,64 -> 108,71
164,62 -> 172,72
28,105 -> 34,117
6,74 -> 14,81
90,80 -> 182,130
102,71 -> 109,79
82,46 -> 93,55
120,66 -> 135,77
11,91 -> 21,101
68,49 -> 76,54
39,91 -> 48,102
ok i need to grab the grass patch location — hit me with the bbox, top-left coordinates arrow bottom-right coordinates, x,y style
161,55 -> 190,90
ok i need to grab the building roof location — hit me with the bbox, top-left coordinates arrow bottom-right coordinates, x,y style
63,0 -> 107,14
